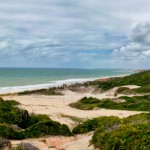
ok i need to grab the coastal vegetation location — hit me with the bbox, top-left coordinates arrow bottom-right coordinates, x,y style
92,122 -> 150,150
70,95 -> 150,111
72,113 -> 150,150
0,97 -> 72,140
18,86 -> 64,95
0,71 -> 149,149
14,70 -> 150,96
85,70 -> 150,93
73,116 -> 121,134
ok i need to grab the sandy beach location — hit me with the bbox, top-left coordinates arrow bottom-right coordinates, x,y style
2,84 -> 142,150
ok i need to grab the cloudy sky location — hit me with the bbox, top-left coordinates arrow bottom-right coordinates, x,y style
0,0 -> 150,68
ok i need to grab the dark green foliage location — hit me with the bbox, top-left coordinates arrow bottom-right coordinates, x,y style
27,114 -> 51,127
88,70 -> 150,91
128,87 -> 150,94
23,121 -> 72,138
73,116 -> 121,134
70,95 -> 150,111
18,87 -> 63,96
70,97 -> 100,110
0,121 -> 72,140
115,87 -> 130,94
123,113 -> 150,125
0,99 -> 30,129
92,123 -> 150,150
0,124 -> 24,139
72,113 -> 150,149
98,95 -> 150,111
0,97 -> 72,139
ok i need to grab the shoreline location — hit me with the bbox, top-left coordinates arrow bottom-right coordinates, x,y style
0,74 -> 131,95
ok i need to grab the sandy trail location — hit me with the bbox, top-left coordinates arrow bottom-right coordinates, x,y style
11,133 -> 95,150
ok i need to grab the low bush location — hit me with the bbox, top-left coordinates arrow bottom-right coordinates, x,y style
69,97 -> 100,110
24,121 -> 72,138
0,124 -> 24,139
70,95 -> 150,111
92,123 -> 150,150
73,116 -> 121,134
129,87 -> 150,94
87,70 -> 150,91
0,98 -> 30,129
123,113 -> 150,125
18,87 -> 63,96
27,114 -> 51,127
0,97 -> 72,139
115,87 -> 130,94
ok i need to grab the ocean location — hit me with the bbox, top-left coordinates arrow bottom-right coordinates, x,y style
0,68 -> 132,94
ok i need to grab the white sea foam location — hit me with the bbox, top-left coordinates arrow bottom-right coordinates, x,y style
0,78 -> 97,94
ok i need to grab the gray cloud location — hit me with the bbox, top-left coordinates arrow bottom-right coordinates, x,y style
0,0 -> 150,68
113,23 -> 150,68
132,23 -> 150,45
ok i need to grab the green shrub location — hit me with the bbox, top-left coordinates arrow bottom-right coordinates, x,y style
88,70 -> 150,91
27,114 -> 51,127
23,121 -> 72,138
0,98 -> 72,139
80,97 -> 100,104
115,87 -> 130,94
0,98 -> 30,129
130,87 -> 150,94
70,95 -> 150,111
92,123 -> 150,150
123,113 -> 150,125
18,87 -> 63,96
0,120 -> 73,140
70,97 -> 100,110
73,116 -> 121,134
0,124 -> 24,139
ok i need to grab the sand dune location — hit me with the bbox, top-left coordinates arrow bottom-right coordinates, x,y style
3,86 -> 142,150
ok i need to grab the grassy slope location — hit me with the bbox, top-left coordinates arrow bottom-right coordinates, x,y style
86,70 -> 150,92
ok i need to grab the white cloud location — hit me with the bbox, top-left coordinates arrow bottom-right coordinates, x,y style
143,50 -> 150,57
113,23 -> 150,68
0,0 -> 150,68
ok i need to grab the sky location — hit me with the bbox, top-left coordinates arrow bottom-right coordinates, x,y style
0,0 -> 150,69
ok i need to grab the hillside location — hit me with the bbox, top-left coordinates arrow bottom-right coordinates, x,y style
86,70 -> 150,92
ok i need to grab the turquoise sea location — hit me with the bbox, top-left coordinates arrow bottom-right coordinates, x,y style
0,68 -> 133,94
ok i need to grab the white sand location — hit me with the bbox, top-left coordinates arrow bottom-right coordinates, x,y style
3,85 -> 142,150
3,88 -> 141,128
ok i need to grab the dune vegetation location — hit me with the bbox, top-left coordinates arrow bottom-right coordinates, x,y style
18,86 -> 64,96
0,71 -> 150,149
85,70 -> 150,93
0,97 -> 72,140
70,71 -> 150,149
70,95 -> 150,111
73,113 -> 150,150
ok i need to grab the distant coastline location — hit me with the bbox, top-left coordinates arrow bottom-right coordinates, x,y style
0,73 -> 132,95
